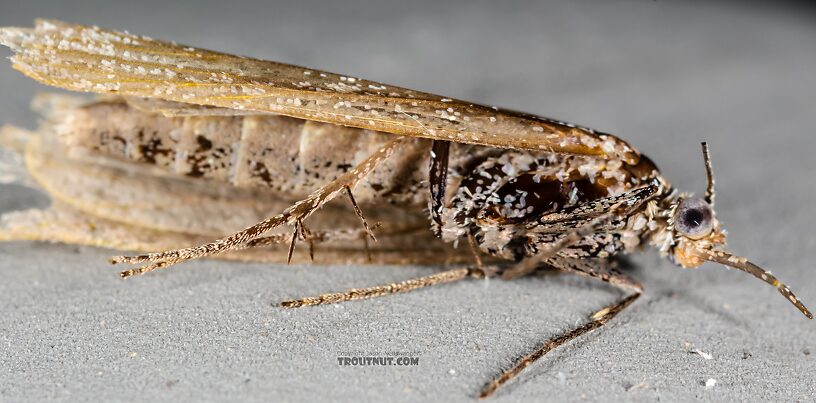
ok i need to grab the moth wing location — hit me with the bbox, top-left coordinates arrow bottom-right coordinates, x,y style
0,125 -> 467,265
0,19 -> 638,163
125,96 -> 277,117
0,203 -> 462,265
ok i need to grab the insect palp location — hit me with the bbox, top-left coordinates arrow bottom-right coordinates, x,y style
702,250 -> 812,319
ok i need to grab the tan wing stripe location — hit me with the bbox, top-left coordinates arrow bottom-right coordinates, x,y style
0,20 -> 639,163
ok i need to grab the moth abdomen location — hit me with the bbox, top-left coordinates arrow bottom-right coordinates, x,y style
57,99 -> 182,169
53,97 -> 432,204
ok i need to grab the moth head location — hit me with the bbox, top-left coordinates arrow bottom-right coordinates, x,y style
671,196 -> 723,268
669,143 -> 811,319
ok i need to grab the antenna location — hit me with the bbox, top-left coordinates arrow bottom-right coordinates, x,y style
701,142 -> 715,206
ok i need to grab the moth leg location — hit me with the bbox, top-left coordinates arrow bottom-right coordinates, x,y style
279,266 -> 485,308
286,219 -> 321,263
344,186 -> 376,242
467,234 -> 484,270
233,226 -> 380,262
298,220 -> 316,262
479,186 -> 655,397
112,137 -> 407,277
429,140 -> 451,237
500,205 -> 624,280
238,224 -> 382,256
479,259 -> 642,399
286,220 -> 304,264
362,236 -> 373,263
428,139 -> 488,271
502,183 -> 659,280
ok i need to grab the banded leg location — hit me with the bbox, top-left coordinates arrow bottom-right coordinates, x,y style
501,184 -> 657,280
279,266 -> 484,308
500,206 -> 624,280
112,137 -> 407,277
428,140 -> 451,237
479,258 -> 643,399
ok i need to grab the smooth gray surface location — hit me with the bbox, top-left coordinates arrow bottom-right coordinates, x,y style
1,1 -> 815,402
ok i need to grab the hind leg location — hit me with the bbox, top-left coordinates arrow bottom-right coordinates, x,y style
112,137 -> 407,277
239,223 -> 383,262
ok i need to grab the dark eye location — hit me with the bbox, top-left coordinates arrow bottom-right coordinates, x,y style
675,197 -> 714,239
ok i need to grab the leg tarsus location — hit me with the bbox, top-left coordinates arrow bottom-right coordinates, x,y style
363,236 -> 373,263
297,219 -> 315,262
287,221 -> 300,264
345,186 -> 376,242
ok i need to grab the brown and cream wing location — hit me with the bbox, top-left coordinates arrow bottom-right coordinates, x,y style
0,19 -> 638,163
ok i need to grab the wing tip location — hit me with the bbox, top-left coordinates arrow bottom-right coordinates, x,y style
0,27 -> 27,50
0,19 -> 75,50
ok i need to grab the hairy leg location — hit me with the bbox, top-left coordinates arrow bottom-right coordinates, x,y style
113,137 -> 407,277
501,184 -> 658,280
278,266 -> 484,308
479,258 -> 642,398
500,208 -> 622,280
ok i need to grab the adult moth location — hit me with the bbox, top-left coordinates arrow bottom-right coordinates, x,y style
0,20 -> 810,398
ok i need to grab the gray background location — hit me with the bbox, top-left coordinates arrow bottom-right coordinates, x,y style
1,1 -> 815,402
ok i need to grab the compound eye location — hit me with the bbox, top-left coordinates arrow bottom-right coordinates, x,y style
675,197 -> 714,239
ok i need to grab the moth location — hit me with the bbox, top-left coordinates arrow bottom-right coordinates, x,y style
0,20 -> 810,398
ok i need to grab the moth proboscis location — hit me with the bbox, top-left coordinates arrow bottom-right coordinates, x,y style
0,20 -> 810,399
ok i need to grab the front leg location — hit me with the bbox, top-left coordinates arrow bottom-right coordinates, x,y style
480,257 -> 643,398
501,184 -> 657,280
428,139 -> 450,237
